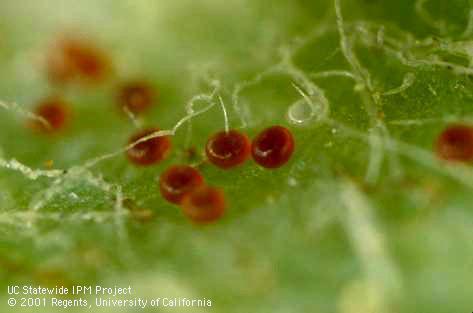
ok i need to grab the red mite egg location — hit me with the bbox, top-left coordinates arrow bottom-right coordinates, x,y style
31,97 -> 70,133
251,125 -> 295,169
159,165 -> 205,204
118,81 -> 154,115
436,124 -> 473,162
126,128 -> 171,166
181,186 -> 226,223
47,37 -> 110,84
205,130 -> 251,169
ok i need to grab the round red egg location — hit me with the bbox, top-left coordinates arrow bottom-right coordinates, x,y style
31,97 -> 70,133
118,81 -> 154,115
436,124 -> 473,162
205,130 -> 251,169
159,165 -> 205,204
181,186 -> 226,223
251,126 -> 295,169
126,128 -> 171,166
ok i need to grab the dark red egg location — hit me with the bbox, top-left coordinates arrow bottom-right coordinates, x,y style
181,186 -> 225,223
126,128 -> 171,166
251,126 -> 295,169
159,165 -> 205,204
47,36 -> 111,84
118,81 -> 154,115
205,130 -> 251,169
436,124 -> 473,162
31,97 -> 70,133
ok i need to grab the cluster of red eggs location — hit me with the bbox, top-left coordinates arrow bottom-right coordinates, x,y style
127,125 -> 294,223
29,35 -> 295,224
30,36 -> 155,133
27,36 -> 473,224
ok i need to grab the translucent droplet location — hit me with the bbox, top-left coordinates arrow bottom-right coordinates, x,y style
69,192 -> 79,200
288,177 -> 298,187
354,83 -> 365,92
287,99 -> 315,125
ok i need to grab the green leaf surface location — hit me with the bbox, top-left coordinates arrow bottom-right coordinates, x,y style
1,0 -> 473,312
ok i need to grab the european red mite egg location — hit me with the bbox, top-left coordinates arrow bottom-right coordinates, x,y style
252,125 -> 295,169
436,124 -> 473,162
181,186 -> 226,223
31,97 -> 70,133
159,165 -> 205,204
126,128 -> 172,166
205,130 -> 251,169
47,37 -> 110,84
118,81 -> 154,115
